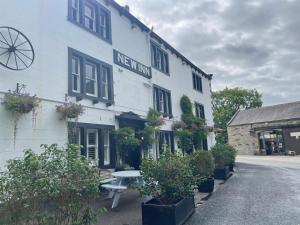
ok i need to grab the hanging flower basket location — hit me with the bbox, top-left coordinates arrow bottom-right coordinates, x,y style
56,102 -> 84,120
2,93 -> 39,114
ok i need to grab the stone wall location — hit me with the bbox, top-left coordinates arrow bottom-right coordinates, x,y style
228,125 -> 258,155
228,119 -> 300,155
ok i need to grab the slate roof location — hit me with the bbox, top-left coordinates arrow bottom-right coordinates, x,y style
228,101 -> 300,126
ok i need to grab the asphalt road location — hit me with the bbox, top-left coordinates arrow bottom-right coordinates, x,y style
186,156 -> 300,225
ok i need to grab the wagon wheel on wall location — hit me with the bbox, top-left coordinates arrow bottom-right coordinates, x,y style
0,26 -> 35,70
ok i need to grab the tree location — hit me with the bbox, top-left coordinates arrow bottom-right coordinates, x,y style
212,88 -> 262,143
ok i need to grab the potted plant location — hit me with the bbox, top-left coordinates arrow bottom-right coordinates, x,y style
56,102 -> 84,120
141,152 -> 195,225
227,145 -> 237,172
189,150 -> 215,193
211,144 -> 232,180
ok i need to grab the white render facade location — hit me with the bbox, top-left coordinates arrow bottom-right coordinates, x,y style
0,0 -> 215,169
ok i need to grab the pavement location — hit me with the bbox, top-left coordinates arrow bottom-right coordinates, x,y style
186,156 -> 300,225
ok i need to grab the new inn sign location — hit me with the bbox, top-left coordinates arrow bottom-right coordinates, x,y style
114,50 -> 152,79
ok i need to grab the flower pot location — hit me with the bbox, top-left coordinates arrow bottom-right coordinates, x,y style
142,196 -> 195,225
197,177 -> 214,193
229,163 -> 234,172
214,166 -> 230,180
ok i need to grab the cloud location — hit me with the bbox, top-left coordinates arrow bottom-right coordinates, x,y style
115,0 -> 300,106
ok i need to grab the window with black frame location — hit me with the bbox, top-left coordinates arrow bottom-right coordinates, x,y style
153,85 -> 172,117
193,73 -> 203,93
69,48 -> 113,104
155,131 -> 174,158
67,123 -> 115,168
195,102 -> 205,119
151,42 -> 169,74
68,0 -> 111,43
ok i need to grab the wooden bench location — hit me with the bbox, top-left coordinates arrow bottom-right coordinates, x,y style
101,184 -> 127,208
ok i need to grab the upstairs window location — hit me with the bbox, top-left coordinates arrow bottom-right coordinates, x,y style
153,85 -> 172,117
85,62 -> 98,96
69,48 -> 113,104
151,42 -> 169,75
84,3 -> 96,32
68,0 -> 111,43
71,0 -> 80,22
195,102 -> 205,119
193,73 -> 203,93
71,56 -> 81,93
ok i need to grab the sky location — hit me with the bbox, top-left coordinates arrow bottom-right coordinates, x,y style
115,0 -> 300,106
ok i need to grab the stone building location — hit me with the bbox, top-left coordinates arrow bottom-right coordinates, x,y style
228,101 -> 300,155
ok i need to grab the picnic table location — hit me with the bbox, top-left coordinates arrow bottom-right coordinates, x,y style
101,170 -> 142,208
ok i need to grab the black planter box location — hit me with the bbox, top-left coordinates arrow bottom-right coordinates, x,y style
142,196 -> 195,225
197,177 -> 215,193
229,163 -> 234,172
214,166 -> 230,180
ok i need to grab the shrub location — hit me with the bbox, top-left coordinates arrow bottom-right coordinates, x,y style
211,143 -> 237,169
140,152 -> 194,204
189,150 -> 214,184
56,102 -> 85,120
0,144 -> 102,225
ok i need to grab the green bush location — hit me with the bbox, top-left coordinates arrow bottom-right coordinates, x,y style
140,152 -> 194,204
0,144 -> 102,225
211,144 -> 237,169
189,150 -> 214,184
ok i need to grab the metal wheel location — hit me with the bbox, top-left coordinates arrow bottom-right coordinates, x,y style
0,26 -> 35,70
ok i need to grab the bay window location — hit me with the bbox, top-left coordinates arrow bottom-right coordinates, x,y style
68,48 -> 113,104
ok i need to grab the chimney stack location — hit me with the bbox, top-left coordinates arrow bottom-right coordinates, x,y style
124,5 -> 130,12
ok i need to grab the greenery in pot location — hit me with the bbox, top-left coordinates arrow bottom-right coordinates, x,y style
0,144 -> 103,225
56,102 -> 85,120
140,152 -> 194,204
189,150 -> 214,185
211,143 -> 236,169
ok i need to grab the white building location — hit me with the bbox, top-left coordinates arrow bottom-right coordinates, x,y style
0,0 -> 215,169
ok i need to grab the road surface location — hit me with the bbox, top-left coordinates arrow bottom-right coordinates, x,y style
187,156 -> 300,225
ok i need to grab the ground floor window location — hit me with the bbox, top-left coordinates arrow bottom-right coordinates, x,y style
155,130 -> 174,159
68,122 -> 115,168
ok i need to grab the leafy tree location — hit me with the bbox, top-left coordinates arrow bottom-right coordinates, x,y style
212,88 -> 262,143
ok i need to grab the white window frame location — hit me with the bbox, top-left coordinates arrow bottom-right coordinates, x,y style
85,62 -> 98,97
72,56 -> 81,93
87,129 -> 98,165
103,129 -> 110,166
101,66 -> 109,100
84,3 -> 96,32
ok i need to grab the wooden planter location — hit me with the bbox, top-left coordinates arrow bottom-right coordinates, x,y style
142,196 -> 195,225
214,166 -> 230,180
197,177 -> 214,193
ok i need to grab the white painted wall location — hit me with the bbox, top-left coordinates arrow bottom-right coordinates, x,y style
0,0 -> 215,169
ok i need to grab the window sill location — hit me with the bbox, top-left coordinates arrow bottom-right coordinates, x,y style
152,66 -> 170,76
69,92 -> 113,106
68,19 -> 112,45
193,88 -> 203,93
